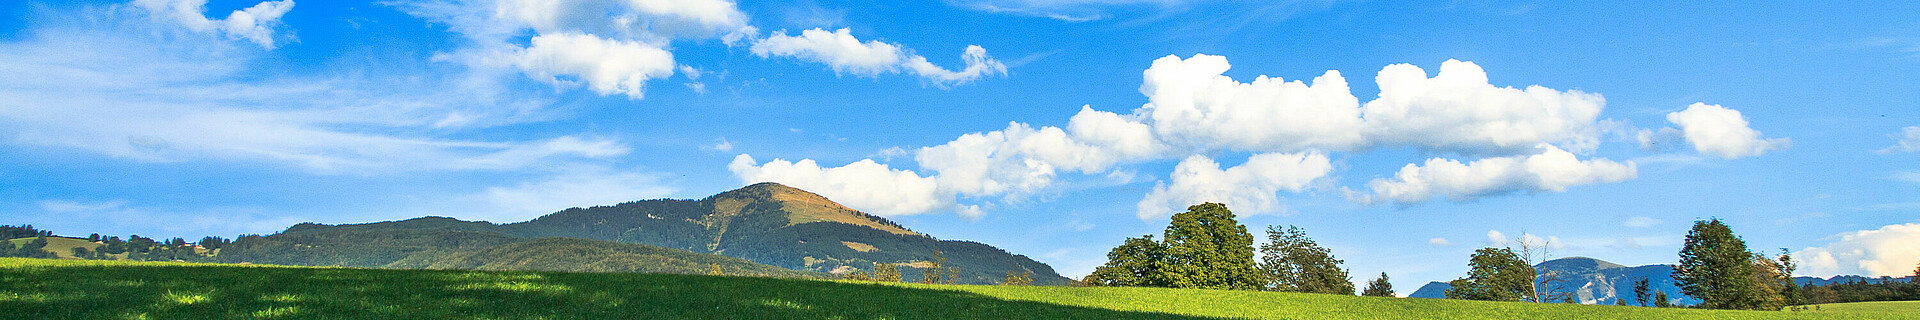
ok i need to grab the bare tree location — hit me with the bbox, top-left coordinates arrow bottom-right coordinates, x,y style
1507,232 -> 1571,303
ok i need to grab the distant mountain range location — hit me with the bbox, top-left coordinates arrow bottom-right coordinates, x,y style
217,182 -> 1070,285
1409,257 -> 1700,306
1408,256 -> 1918,305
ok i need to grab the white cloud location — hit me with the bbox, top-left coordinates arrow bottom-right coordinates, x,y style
1485,230 -> 1564,250
751,28 -> 1006,86
1795,223 -> 1920,277
721,55 -> 1767,219
1663,103 -> 1790,159
1135,152 -> 1331,219
704,137 -> 734,152
1623,216 -> 1661,228
499,33 -> 676,100
916,106 -> 1161,198
468,167 -> 677,223
1485,230 -> 1507,246
1137,54 -> 1366,152
132,0 -> 295,49
752,28 -> 903,76
1881,126 -> 1920,154
904,45 -> 1009,86
1361,60 -> 1606,155
728,154 -> 949,216
1429,237 -> 1452,246
1353,145 -> 1636,206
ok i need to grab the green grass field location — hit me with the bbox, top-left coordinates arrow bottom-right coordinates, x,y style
1,258 -> 1906,319
1792,301 -> 1920,314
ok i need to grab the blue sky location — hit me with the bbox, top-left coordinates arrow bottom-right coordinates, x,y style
4,0 -> 1919,293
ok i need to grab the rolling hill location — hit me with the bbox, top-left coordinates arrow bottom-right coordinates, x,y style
218,183 -> 1068,285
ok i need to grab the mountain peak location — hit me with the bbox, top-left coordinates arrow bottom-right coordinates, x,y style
1537,256 -> 1627,271
712,182 -> 919,237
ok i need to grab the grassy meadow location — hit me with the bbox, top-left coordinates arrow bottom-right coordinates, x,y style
1,258 -> 1906,319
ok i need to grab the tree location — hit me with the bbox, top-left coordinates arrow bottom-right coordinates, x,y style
709,263 -> 724,276
1088,235 -> 1169,287
1159,203 -> 1261,290
1001,269 -> 1035,286
1258,225 -> 1353,294
921,251 -> 948,284
1768,249 -> 1801,307
1673,218 -> 1775,310
874,262 -> 902,282
1502,232 -> 1564,303
1653,291 -> 1673,308
1445,247 -> 1535,302
1632,278 -> 1651,307
71,247 -> 90,259
1361,272 -> 1395,297
1615,299 -> 1627,306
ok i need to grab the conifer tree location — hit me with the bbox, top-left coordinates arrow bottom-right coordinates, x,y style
1632,278 -> 1651,307
1361,272 -> 1395,297
1674,218 -> 1777,310
1654,291 -> 1673,307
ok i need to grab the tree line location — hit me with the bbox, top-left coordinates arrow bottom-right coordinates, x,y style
1077,203 -> 1393,297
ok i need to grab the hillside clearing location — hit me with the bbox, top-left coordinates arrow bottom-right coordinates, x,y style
1,258 -> 1905,319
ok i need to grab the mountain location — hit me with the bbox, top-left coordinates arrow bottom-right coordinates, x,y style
221,183 -> 1070,285
1408,257 -> 1701,306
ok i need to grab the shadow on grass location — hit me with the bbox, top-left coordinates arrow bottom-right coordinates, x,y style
2,261 -> 1219,319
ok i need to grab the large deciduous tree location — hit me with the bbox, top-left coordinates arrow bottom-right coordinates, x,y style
1445,247 -> 1535,302
1159,203 -> 1261,290
1258,225 -> 1353,294
1088,235 -> 1170,287
1088,203 -> 1261,290
1673,218 -> 1780,310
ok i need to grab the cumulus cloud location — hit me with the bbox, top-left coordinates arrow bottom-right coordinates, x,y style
1881,126 -> 1920,154
752,28 -> 1007,86
1361,60 -> 1607,155
1795,223 -> 1920,277
1136,56 -> 1608,156
1352,145 -> 1636,205
722,54 -> 1771,219
728,154 -> 949,216
1136,54 -> 1366,152
1135,153 -> 1331,219
132,0 -> 295,49
500,33 -> 676,99
1662,103 -> 1790,159
916,106 -> 1160,198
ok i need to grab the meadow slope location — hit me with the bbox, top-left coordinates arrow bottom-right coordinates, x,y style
0,258 -> 1904,319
